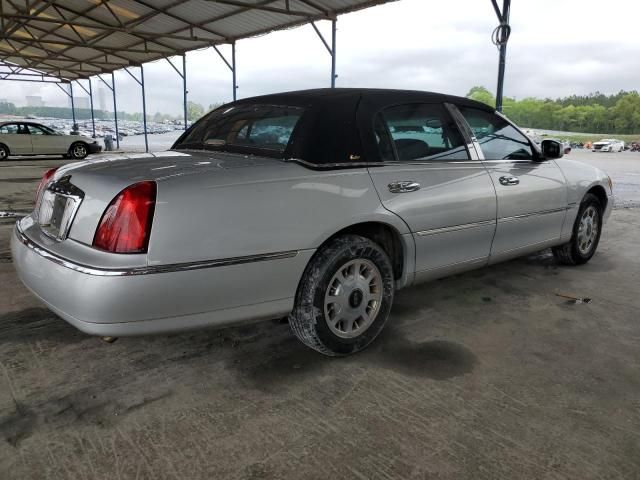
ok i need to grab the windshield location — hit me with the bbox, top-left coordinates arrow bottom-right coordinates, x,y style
174,104 -> 304,157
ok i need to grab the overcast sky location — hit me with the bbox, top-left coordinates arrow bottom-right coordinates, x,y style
4,0 -> 640,115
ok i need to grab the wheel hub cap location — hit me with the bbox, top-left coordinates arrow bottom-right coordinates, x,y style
577,206 -> 599,255
324,259 -> 383,339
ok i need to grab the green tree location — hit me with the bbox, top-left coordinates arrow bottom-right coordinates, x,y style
466,86 -> 495,107
187,101 -> 205,121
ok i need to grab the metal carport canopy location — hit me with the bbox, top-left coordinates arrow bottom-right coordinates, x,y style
0,0 -> 395,81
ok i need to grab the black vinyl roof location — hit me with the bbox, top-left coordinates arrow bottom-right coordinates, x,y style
234,88 -> 495,111
175,88 -> 494,166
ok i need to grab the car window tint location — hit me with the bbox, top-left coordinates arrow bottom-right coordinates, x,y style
0,124 -> 19,134
458,107 -> 534,160
176,104 -> 304,157
380,103 -> 469,161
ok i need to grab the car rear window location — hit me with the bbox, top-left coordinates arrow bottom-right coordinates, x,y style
174,104 -> 304,157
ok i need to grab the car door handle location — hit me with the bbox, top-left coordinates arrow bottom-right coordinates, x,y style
499,176 -> 520,186
388,181 -> 421,193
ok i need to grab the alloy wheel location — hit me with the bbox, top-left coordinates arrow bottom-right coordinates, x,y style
324,258 -> 383,339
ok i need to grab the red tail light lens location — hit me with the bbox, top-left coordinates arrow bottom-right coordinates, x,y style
93,181 -> 156,254
35,167 -> 59,203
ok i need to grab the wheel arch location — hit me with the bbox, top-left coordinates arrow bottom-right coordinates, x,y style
586,184 -> 608,211
0,142 -> 9,155
311,220 -> 414,289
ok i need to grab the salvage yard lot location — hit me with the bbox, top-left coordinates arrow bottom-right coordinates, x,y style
1,151 -> 639,479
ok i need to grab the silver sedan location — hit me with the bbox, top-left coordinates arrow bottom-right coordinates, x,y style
12,89 -> 613,355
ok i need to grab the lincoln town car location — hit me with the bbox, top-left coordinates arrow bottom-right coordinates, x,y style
12,89 -> 613,355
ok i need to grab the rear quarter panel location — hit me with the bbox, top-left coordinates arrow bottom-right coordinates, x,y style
147,163 -> 410,266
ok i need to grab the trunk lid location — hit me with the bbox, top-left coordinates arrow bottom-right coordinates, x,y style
46,150 -> 287,246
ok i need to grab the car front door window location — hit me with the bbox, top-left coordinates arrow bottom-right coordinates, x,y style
457,107 -> 534,160
379,103 -> 470,162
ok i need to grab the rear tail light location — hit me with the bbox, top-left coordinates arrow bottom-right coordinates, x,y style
93,181 -> 156,254
35,167 -> 59,204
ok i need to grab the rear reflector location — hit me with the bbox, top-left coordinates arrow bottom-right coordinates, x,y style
93,181 -> 156,254
35,167 -> 59,204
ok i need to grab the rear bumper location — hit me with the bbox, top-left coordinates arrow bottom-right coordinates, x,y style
11,219 -> 311,336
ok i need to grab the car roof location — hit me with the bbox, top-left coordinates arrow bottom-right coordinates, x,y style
0,121 -> 47,127
234,88 -> 494,112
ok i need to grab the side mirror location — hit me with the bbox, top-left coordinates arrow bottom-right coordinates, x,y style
540,139 -> 564,160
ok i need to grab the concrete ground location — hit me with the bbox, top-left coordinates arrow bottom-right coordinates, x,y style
0,151 -> 639,479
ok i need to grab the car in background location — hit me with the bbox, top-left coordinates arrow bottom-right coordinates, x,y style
0,121 -> 101,161
592,139 -> 624,152
12,89 -> 613,356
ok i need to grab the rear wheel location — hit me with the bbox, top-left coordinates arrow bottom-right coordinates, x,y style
69,142 -> 88,159
0,144 -> 9,161
289,234 -> 395,356
552,193 -> 603,265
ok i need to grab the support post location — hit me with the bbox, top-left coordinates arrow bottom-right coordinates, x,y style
183,54 -> 188,130
492,0 -> 511,112
88,78 -> 95,138
70,82 -> 76,126
124,66 -> 148,151
331,19 -> 337,88
140,65 -> 148,152
112,72 -> 119,149
231,42 -> 237,101
311,20 -> 337,88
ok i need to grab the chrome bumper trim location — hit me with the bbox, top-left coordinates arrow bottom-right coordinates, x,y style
14,221 -> 298,277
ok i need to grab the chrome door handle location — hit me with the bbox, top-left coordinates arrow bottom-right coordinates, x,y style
499,176 -> 520,186
388,181 -> 421,193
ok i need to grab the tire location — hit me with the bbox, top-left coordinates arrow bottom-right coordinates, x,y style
552,193 -> 603,265
0,143 -> 9,161
289,234 -> 395,356
69,142 -> 89,159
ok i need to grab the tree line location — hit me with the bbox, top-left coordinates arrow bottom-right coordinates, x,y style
467,86 -> 640,134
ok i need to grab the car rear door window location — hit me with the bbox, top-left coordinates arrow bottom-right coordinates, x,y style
378,103 -> 469,162
176,104 -> 304,157
0,124 -> 19,134
458,107 -> 534,160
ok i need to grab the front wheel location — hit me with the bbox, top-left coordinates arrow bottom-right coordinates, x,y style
289,234 -> 395,356
69,142 -> 88,159
552,193 -> 603,265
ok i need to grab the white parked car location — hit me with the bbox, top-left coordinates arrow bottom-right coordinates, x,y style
0,121 -> 102,160
592,139 -> 624,152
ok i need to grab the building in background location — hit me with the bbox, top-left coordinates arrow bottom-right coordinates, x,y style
75,97 -> 90,109
98,88 -> 106,112
26,95 -> 44,107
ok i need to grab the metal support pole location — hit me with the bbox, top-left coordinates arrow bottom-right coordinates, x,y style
331,19 -> 337,88
183,54 -> 188,130
140,65 -> 148,152
112,72 -> 119,149
311,20 -> 337,88
88,78 -> 95,138
492,0 -> 511,112
70,82 -> 76,125
231,43 -> 237,101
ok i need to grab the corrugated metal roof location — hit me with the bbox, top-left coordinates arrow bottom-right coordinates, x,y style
0,0 -> 397,81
